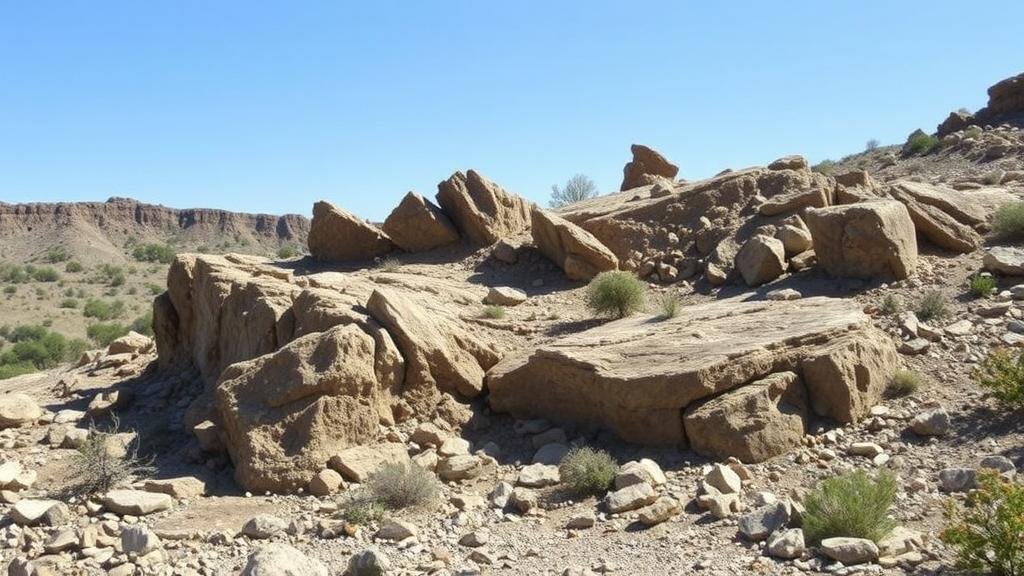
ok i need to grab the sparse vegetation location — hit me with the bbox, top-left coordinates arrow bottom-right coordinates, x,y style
276,244 -> 299,259
865,138 -> 880,151
338,493 -> 386,525
132,242 -> 176,264
86,322 -> 130,346
482,305 -> 506,319
879,294 -> 903,316
983,171 -> 1004,185
64,261 -> 83,273
44,246 -> 70,263
364,462 -> 439,510
657,292 -> 680,319
377,256 -> 401,273
131,312 -> 154,336
969,274 -> 997,299
802,469 -> 897,544
67,419 -> 155,497
31,266 -> 59,282
559,446 -> 618,496
83,298 -> 126,321
888,369 -> 924,397
963,125 -> 984,140
0,325 -> 89,380
994,202 -> 1024,241
906,131 -> 940,155
915,290 -> 949,322
550,174 -> 598,208
586,271 -> 646,319
812,159 -> 836,175
976,348 -> 1024,408
59,298 -> 78,308
95,264 -> 126,287
942,470 -> 1024,576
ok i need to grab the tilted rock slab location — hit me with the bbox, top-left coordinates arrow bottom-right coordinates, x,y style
436,170 -> 532,246
382,191 -> 460,252
488,296 -> 897,460
307,200 -> 395,262
620,144 -> 679,191
884,180 -> 1015,253
804,200 -> 918,280
531,206 -> 618,281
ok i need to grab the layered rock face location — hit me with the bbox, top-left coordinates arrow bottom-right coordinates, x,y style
307,201 -> 395,262
155,253 -> 498,492
530,206 -> 619,281
620,144 -> 679,191
436,170 -> 533,245
487,296 -> 898,462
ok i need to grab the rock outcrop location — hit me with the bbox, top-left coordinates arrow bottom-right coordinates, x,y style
884,181 -> 1018,253
804,201 -> 917,280
975,72 -> 1024,127
621,145 -> 679,191
382,192 -> 460,252
436,170 -> 532,246
307,201 -> 395,262
530,207 -> 619,281
487,296 -> 898,459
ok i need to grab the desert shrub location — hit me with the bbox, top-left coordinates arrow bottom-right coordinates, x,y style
3,286 -> 15,295
130,312 -> 154,336
586,271 -> 646,319
482,305 -> 505,319
44,246 -> 70,263
94,264 -> 126,287
865,138 -> 880,151
559,446 -> 618,496
983,172 -> 1004,186
364,462 -> 439,510
0,325 -> 88,379
376,256 -> 401,273
59,298 -> 78,309
657,292 -> 680,319
942,470 -> 1024,576
64,261 -> 83,273
87,322 -> 130,346
812,159 -> 836,175
994,202 -> 1024,241
964,126 -> 984,140
1,264 -> 29,284
915,290 -> 949,322
969,274 -> 997,299
888,369 -> 924,397
0,362 -> 36,380
906,132 -> 940,155
132,242 -> 176,264
976,348 -> 1024,408
83,298 -> 125,321
803,470 -> 897,544
67,419 -> 155,496
7,325 -> 48,342
32,267 -> 59,282
146,283 -> 163,296
879,294 -> 903,316
338,493 -> 386,525
276,244 -> 299,259
550,174 -> 598,208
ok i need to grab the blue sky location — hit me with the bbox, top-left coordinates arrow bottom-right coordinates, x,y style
1,2 -> 1022,221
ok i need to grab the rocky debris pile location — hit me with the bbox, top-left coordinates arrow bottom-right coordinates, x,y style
489,296 -> 898,461
620,144 -> 680,191
938,72 -> 1024,137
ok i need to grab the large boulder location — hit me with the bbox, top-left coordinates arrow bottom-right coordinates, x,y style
531,206 -> 618,281
804,200 -> 917,280
240,543 -> 329,576
975,72 -> 1024,126
0,393 -> 42,429
885,181 -> 1008,253
435,170 -> 532,246
216,324 -> 397,492
307,200 -> 394,262
985,246 -> 1024,276
382,192 -> 459,252
734,235 -> 786,286
488,297 -> 897,450
684,372 -> 807,463
621,144 -> 679,191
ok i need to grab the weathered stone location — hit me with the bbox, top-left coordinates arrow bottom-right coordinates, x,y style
704,464 -> 742,495
531,207 -> 618,281
328,443 -> 410,483
820,537 -> 879,565
621,144 -> 679,191
604,482 -> 657,514
308,469 -> 344,496
517,463 -> 560,488
382,191 -> 460,252
142,477 -> 206,500
984,246 -> 1024,276
307,200 -> 394,262
107,331 -> 154,355
375,519 -> 417,541
10,499 -> 69,526
637,496 -> 681,526
888,183 -> 983,253
532,443 -> 569,466
0,393 -> 41,429
767,528 -> 805,559
346,547 -> 391,576
242,514 -> 289,539
735,235 -> 786,286
102,490 -> 173,516
436,170 -> 532,246
437,455 -> 486,482
484,286 -> 527,306
804,201 -> 917,280
939,468 -> 977,492
910,408 -> 951,436
738,501 -> 791,541
121,525 -> 161,555
241,543 -> 329,576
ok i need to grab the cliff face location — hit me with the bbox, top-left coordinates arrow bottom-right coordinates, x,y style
0,197 -> 309,262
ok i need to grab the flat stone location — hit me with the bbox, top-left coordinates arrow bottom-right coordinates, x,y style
738,501 -> 791,541
910,408 -> 951,436
142,476 -> 207,499
103,490 -> 173,516
517,463 -> 560,488
10,499 -> 69,526
241,514 -> 289,539
375,519 -> 417,541
328,443 -> 410,483
638,496 -> 681,526
532,443 -> 570,465
603,482 -> 657,514
820,537 -> 879,565
484,287 -> 528,306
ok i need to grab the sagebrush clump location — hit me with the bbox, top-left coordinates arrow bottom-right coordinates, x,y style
338,492 -> 386,525
802,470 -> 897,544
915,290 -> 949,322
905,132 -> 940,155
942,470 -> 1024,576
364,462 -> 438,510
969,274 -> 997,298
994,202 -> 1024,241
888,369 -> 924,397
586,271 -> 646,319
976,348 -> 1024,408
657,292 -> 680,319
559,447 -> 618,496
879,294 -> 903,315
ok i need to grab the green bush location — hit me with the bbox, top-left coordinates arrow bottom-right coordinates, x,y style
87,323 -> 130,346
364,462 -> 438,510
559,446 -> 618,496
803,470 -> 897,544
32,267 -> 59,282
657,292 -> 680,319
95,264 -> 126,287
942,470 -> 1024,576
994,202 -> 1024,241
888,369 -> 924,397
906,132 -> 940,155
482,305 -> 505,319
44,247 -> 70,263
276,244 -> 299,259
812,159 -> 836,175
0,362 -> 36,380
970,274 -> 997,299
132,243 -> 176,264
963,126 -> 984,140
879,294 -> 902,316
64,261 -> 84,273
1,264 -> 29,283
83,298 -> 125,320
130,312 -> 154,336
338,493 -> 386,525
586,271 -> 646,319
0,325 -> 88,379
59,298 -> 78,309
976,348 -> 1024,408
915,290 -> 949,322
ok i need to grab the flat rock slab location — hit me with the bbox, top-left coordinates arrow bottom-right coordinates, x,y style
103,490 -> 173,516
487,296 -> 897,454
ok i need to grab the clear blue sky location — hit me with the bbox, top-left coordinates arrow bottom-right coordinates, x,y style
2,2 -> 1022,220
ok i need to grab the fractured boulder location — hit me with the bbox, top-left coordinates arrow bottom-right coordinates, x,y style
307,201 -> 395,262
436,170 -> 532,246
804,200 -> 917,280
382,192 -> 460,252
531,206 -> 618,281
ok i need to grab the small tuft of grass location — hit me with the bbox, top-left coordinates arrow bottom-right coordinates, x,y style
364,462 -> 438,510
377,256 -> 401,273
586,271 -> 646,319
888,369 -> 924,397
812,159 -> 836,175
915,290 -> 949,322
994,202 -> 1024,242
969,274 -> 997,299
879,294 -> 903,316
482,305 -> 506,319
657,292 -> 681,319
942,470 -> 1024,576
975,348 -> 1024,408
803,470 -> 898,544
559,446 -> 618,496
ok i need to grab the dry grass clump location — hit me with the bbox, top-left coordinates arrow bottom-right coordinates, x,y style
803,470 -> 897,544
586,271 -> 646,319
